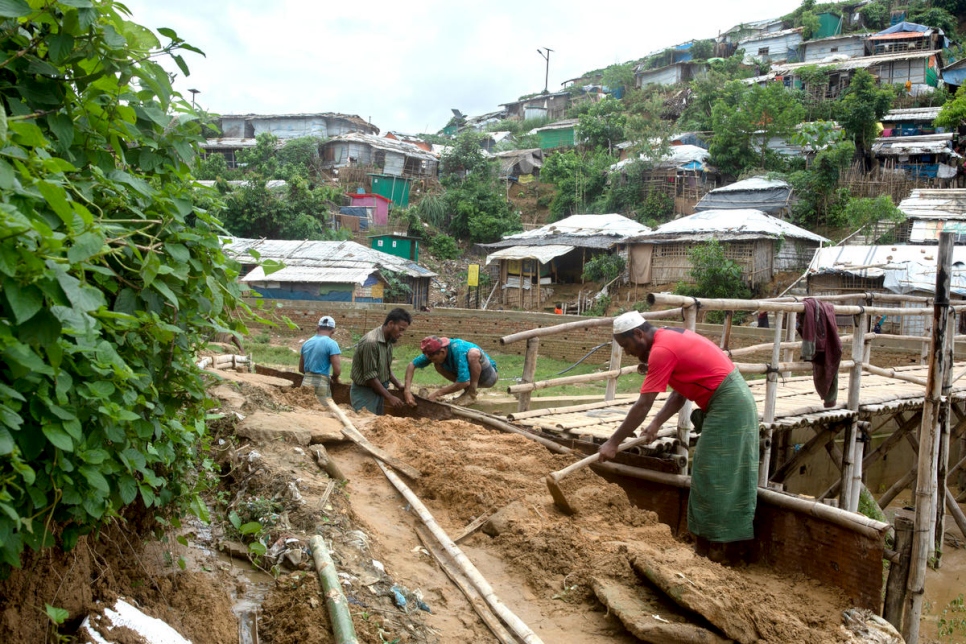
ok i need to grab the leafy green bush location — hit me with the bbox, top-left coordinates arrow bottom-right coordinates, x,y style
582,254 -> 626,283
0,1 -> 248,572
674,240 -> 751,323
641,190 -> 674,223
584,295 -> 612,317
429,234 -> 460,260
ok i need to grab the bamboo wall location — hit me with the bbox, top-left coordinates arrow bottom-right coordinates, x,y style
645,239 -> 774,287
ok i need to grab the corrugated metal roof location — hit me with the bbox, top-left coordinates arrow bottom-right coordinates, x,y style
872,133 -> 957,156
910,219 -> 966,243
223,238 -> 435,279
196,180 -> 288,190
322,133 -> 438,162
808,244 -> 966,294
610,144 -> 709,172
867,31 -> 931,40
241,265 -> 376,284
709,176 -> 790,192
883,107 -> 942,121
529,119 -> 579,133
738,27 -> 803,44
898,188 -> 966,220
483,214 -> 650,250
772,49 -> 937,74
631,209 -> 828,244
201,138 -> 260,149
484,245 -> 575,265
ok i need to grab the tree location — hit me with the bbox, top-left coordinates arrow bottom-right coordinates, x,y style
709,80 -> 806,176
837,69 -> 894,159
0,1 -> 248,571
601,63 -> 635,94
438,131 -> 520,242
678,53 -> 752,132
674,240 -> 751,322
541,150 -> 613,220
787,139 -> 856,227
935,84 -> 966,129
577,97 -> 627,153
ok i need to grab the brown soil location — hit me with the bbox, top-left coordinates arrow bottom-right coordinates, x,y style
3,364 -> 961,643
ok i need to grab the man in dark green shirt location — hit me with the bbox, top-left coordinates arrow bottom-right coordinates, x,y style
349,308 -> 412,414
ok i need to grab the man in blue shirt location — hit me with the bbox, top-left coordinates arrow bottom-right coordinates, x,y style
299,316 -> 342,401
403,336 -> 498,406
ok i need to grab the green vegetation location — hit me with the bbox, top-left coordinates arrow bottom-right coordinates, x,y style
428,233 -> 460,260
674,240 -> 752,322
438,131 -> 521,242
582,254 -> 626,283
0,1 -> 250,572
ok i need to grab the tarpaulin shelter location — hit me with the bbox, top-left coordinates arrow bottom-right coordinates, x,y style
694,176 -> 794,218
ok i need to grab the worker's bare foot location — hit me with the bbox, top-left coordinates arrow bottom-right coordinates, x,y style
452,391 -> 477,406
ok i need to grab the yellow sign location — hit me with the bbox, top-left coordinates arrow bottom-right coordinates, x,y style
467,264 -> 480,287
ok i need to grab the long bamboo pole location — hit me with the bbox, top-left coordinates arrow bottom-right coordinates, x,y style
719,311 -> 733,350
308,535 -> 360,644
588,461 -> 890,539
517,337 -> 540,412
605,340 -> 622,402
734,360 -> 856,375
904,232 -> 954,644
759,312 -> 785,487
647,293 -> 933,317
439,403 -> 573,455
863,364 -> 929,387
883,512 -> 915,632
377,462 -> 545,644
936,308 -> 955,568
414,527 -> 516,644
499,308 -> 683,345
843,312 -> 867,513
507,398 -> 637,420
677,306 -> 697,474
507,365 -> 638,394
324,399 -> 421,479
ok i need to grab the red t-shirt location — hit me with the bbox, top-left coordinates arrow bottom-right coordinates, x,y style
640,328 -> 735,410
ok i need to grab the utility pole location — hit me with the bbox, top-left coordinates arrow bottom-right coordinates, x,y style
537,47 -> 553,94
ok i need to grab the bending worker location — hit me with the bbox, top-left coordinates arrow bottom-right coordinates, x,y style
349,308 -> 412,415
299,315 -> 341,401
403,336 -> 498,406
599,311 -> 759,560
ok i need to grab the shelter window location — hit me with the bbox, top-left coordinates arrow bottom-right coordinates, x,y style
830,47 -> 838,53
758,47 -> 769,56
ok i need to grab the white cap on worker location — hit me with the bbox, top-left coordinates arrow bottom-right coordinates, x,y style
318,316 -> 335,329
613,311 -> 646,334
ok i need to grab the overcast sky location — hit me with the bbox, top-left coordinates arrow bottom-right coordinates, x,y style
120,0 -> 804,135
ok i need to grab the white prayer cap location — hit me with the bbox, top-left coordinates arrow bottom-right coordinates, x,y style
613,311 -> 646,334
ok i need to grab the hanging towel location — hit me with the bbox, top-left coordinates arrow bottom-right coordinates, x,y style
797,298 -> 842,407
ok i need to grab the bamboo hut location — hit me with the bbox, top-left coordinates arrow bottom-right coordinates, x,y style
628,209 -> 827,288
481,214 -> 649,309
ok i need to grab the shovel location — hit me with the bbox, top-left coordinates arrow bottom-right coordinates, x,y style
546,433 -> 656,515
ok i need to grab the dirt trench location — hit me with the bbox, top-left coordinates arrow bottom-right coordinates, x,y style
0,374 -> 900,643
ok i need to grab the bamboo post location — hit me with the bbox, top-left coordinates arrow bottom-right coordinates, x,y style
782,311 -> 797,380
308,535 -> 360,644
883,511 -> 915,632
605,340 -> 621,402
677,305 -> 697,474
517,337 -> 539,413
841,311 -> 867,513
759,311 -> 785,486
719,311 -> 733,350
903,232 -> 954,644
378,462 -> 545,644
936,308 -> 955,568
415,527 -> 516,644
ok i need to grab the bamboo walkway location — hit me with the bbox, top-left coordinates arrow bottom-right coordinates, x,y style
509,363 -> 966,444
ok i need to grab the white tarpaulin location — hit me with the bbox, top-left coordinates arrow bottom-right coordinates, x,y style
484,244 -> 575,266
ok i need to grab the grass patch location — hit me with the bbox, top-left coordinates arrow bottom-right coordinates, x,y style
249,344 -> 300,367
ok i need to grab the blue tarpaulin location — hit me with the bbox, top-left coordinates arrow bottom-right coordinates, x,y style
339,206 -> 371,230
875,21 -> 949,48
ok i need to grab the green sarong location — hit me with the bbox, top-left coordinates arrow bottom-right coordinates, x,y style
687,369 -> 759,543
350,382 -> 388,415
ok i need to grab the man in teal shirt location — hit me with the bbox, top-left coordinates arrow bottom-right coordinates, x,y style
403,336 -> 498,406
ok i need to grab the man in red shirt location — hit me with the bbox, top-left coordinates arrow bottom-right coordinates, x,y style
598,310 -> 759,561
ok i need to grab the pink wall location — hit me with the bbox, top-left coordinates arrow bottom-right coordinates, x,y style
348,194 -> 390,226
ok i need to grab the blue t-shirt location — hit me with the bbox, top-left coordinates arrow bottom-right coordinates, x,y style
411,338 -> 496,383
301,335 -> 341,375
